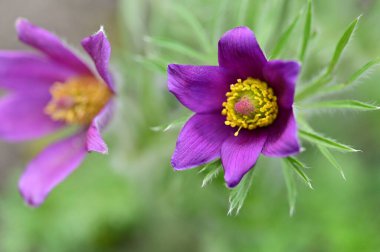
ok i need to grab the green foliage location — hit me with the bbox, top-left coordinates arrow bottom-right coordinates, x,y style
318,146 -> 346,180
200,160 -> 223,187
303,100 -> 379,111
299,0 -> 312,61
270,8 -> 303,59
228,169 -> 254,215
285,157 -> 313,189
282,159 -> 297,216
326,15 -> 361,76
296,15 -> 361,101
151,114 -> 191,132
299,129 -> 359,152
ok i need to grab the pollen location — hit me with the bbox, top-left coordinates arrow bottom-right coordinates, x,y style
221,77 -> 278,136
45,76 -> 112,125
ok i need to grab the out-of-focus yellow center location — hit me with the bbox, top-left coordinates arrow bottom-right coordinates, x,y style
222,77 -> 278,136
45,76 -> 112,125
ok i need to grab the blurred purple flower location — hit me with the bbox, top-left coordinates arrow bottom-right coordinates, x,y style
0,18 -> 116,206
168,26 -> 301,187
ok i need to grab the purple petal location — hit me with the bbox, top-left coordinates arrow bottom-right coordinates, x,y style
168,64 -> 233,113
218,26 -> 267,80
262,109 -> 301,157
15,18 -> 91,75
81,27 -> 116,93
19,132 -> 87,207
221,130 -> 267,187
263,60 -> 300,109
86,100 -> 114,154
0,93 -> 63,142
0,51 -> 76,94
171,113 -> 232,169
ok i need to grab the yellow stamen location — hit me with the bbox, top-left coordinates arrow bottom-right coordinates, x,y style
222,77 -> 278,136
45,76 -> 112,125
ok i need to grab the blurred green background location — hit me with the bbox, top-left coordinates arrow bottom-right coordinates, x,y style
1,0 -> 380,251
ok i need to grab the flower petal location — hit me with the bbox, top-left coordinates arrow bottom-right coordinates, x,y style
171,113 -> 232,169
262,109 -> 301,157
86,100 -> 114,154
218,26 -> 267,80
81,27 -> 116,92
221,130 -> 267,187
19,132 -> 87,207
263,60 -> 300,109
0,51 -> 76,94
168,64 -> 233,113
15,18 -> 91,75
0,94 -> 63,142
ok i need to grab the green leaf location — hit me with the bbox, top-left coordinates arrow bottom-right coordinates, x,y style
282,160 -> 297,216
236,0 -> 249,25
200,160 -> 223,187
144,36 -> 209,62
171,4 -> 212,53
302,100 -> 379,111
270,9 -> 303,59
299,0 -> 312,61
326,57 -> 380,93
347,57 -> 380,84
296,16 -> 361,101
326,15 -> 361,75
133,55 -> 167,73
151,114 -> 191,132
213,0 -> 229,44
299,129 -> 359,152
318,146 -> 346,180
228,169 -> 254,215
285,157 -> 313,189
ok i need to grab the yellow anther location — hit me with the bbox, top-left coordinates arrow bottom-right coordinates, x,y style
221,77 -> 278,136
45,76 -> 112,125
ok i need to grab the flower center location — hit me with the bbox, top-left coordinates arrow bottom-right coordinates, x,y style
222,77 -> 278,136
45,76 -> 112,125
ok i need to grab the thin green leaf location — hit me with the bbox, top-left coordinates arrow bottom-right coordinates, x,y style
321,58 -> 380,94
213,0 -> 229,44
299,0 -> 312,61
299,129 -> 359,152
285,157 -> 313,189
295,72 -> 332,101
151,114 -> 191,132
171,4 -> 212,53
236,0 -> 249,25
326,15 -> 361,75
296,16 -> 360,101
228,169 -> 254,215
318,146 -> 346,180
303,100 -> 379,111
133,55 -> 167,73
270,9 -> 303,59
347,57 -> 380,84
282,160 -> 297,216
144,36 -> 208,62
200,160 -> 223,187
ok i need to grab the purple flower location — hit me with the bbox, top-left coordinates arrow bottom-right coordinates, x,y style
168,26 -> 301,187
0,18 -> 116,206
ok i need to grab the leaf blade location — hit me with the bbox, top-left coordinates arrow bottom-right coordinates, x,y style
326,15 -> 361,75
144,36 -> 209,62
282,159 -> 298,216
228,169 -> 254,215
285,157 -> 313,189
299,0 -> 312,61
302,100 -> 379,111
318,146 -> 346,180
270,9 -> 303,59
299,129 -> 359,152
